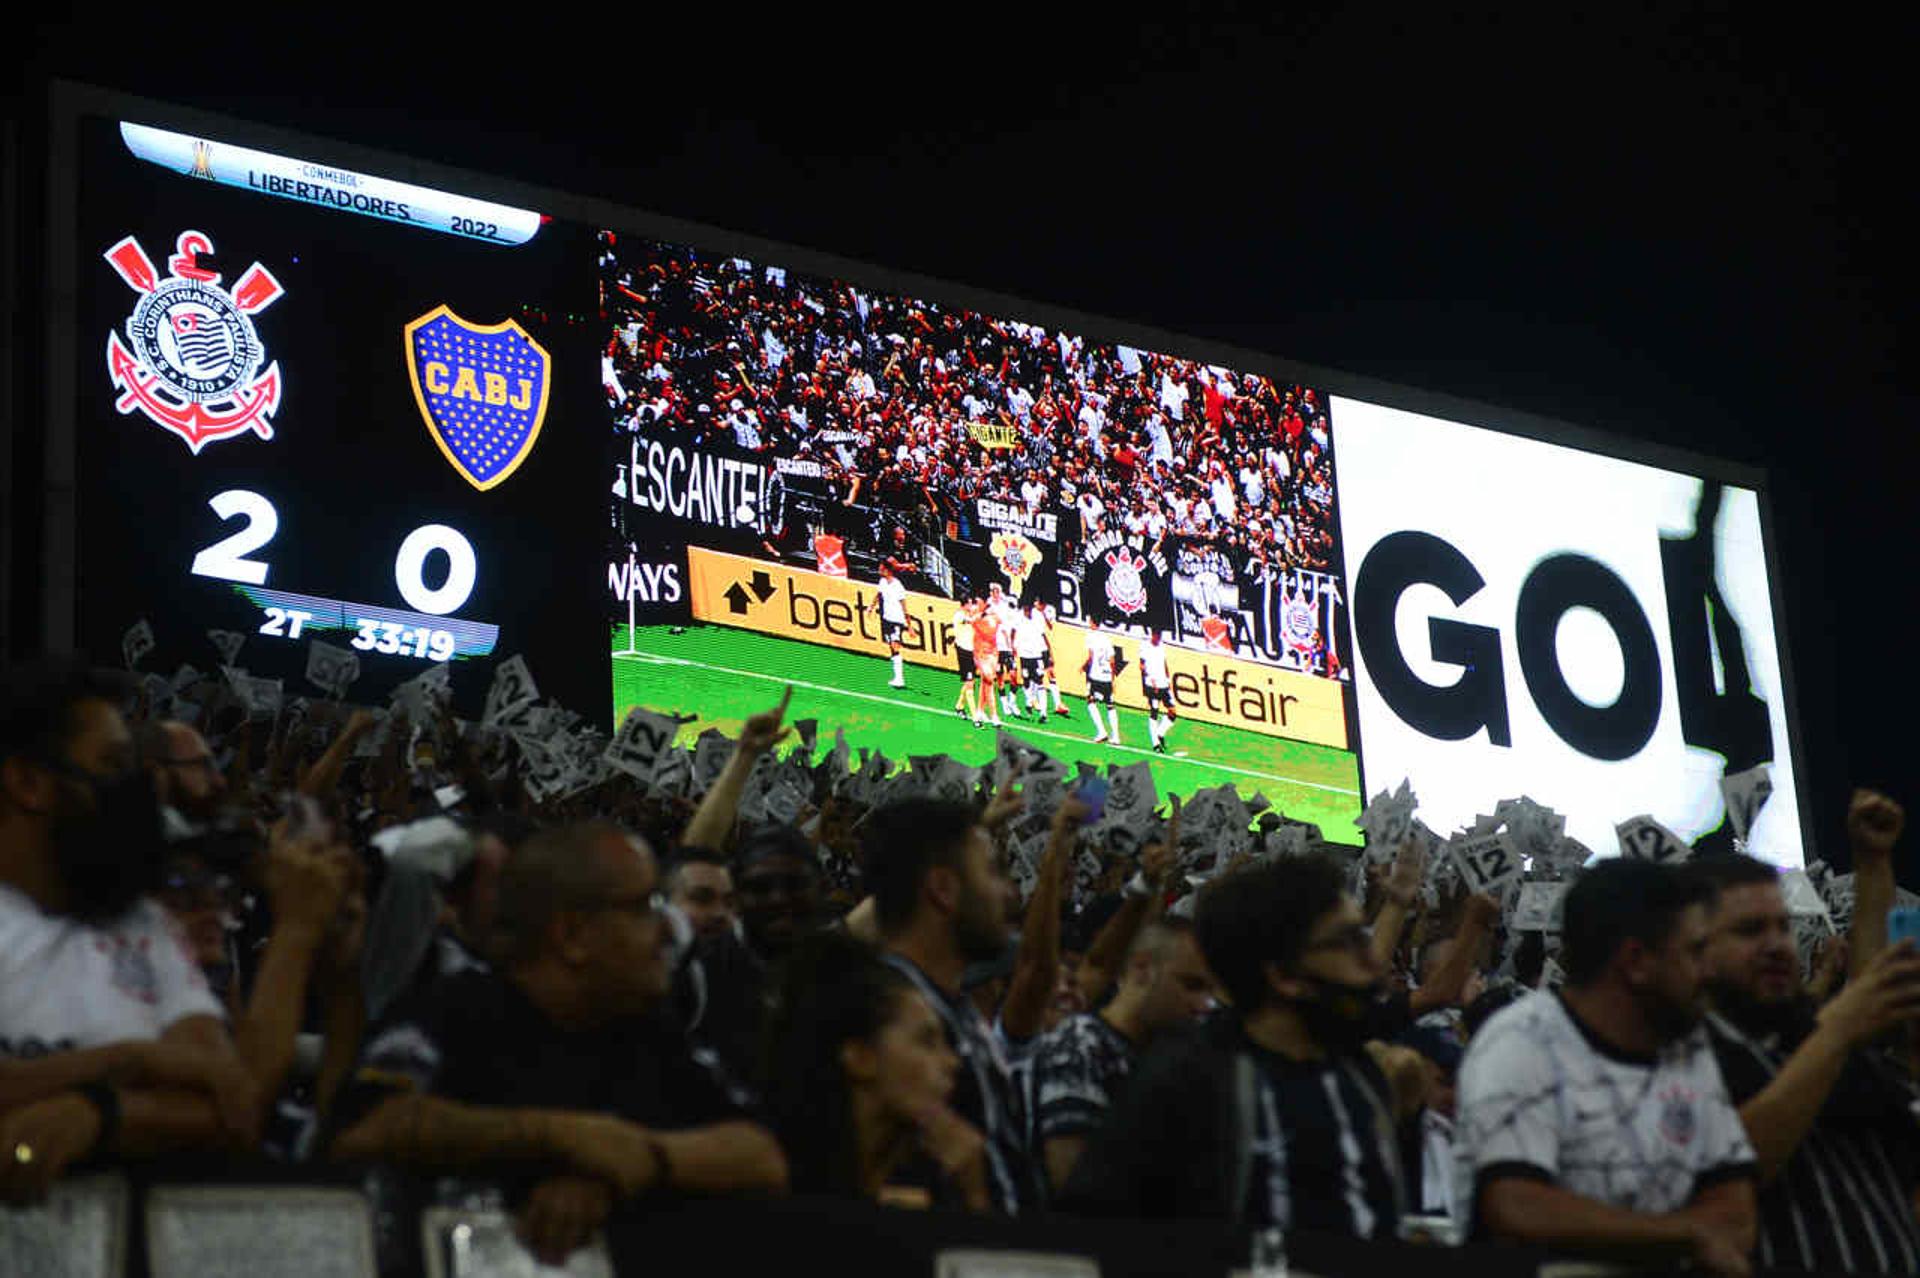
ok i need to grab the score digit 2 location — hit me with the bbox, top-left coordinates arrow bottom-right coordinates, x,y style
191,489 -> 496,659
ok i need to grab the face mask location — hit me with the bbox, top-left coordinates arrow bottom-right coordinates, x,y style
1291,974 -> 1383,1052
48,763 -> 167,924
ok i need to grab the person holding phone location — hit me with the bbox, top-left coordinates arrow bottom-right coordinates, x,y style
1690,794 -> 1920,1274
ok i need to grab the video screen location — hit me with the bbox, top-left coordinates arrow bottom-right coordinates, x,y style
602,235 -> 1365,842
72,118 -> 607,715
1333,398 -> 1805,866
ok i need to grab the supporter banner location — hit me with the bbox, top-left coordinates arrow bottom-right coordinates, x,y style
1068,529 -> 1175,634
973,499 -> 1059,545
684,546 -> 1347,749
619,436 -> 776,537
968,420 -> 1021,450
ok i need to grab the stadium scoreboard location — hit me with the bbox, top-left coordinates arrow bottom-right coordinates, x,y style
39,85 -> 1812,863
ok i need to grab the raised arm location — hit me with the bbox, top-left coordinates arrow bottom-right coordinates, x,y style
680,687 -> 791,853
227,829 -> 349,1115
1001,799 -> 1084,1041
298,710 -> 378,799
1735,940 -> 1920,1181
1846,789 -> 1903,974
1368,836 -> 1424,971
1410,893 -> 1498,1014
1075,802 -> 1178,1007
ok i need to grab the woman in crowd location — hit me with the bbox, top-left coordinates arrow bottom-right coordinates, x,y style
761,931 -> 987,1210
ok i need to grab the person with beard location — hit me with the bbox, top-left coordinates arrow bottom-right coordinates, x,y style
1691,834 -> 1920,1274
864,796 -> 1039,1215
1455,858 -> 1758,1278
0,660 -> 262,1200
137,720 -> 226,836
1056,853 -> 1421,1237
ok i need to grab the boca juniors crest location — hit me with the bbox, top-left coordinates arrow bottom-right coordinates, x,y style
103,230 -> 285,453
405,305 -> 551,491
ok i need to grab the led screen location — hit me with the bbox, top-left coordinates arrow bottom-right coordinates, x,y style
59,102 -> 1807,861
603,236 -> 1365,841
1334,397 -> 1803,865
71,117 -> 606,716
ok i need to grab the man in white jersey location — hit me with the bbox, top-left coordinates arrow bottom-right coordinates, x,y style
0,661 -> 264,1198
951,598 -> 981,722
1082,620 -> 1122,744
1455,858 -> 1758,1276
877,561 -> 909,687
1139,632 -> 1177,754
1014,602 -> 1051,720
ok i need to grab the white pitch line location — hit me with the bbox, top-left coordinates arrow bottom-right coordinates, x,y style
616,650 -> 1361,797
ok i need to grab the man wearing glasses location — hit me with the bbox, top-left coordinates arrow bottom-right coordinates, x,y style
137,720 -> 226,828
1057,854 -> 1423,1237
326,821 -> 787,1266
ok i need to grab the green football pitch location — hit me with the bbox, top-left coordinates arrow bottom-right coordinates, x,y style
612,622 -> 1363,844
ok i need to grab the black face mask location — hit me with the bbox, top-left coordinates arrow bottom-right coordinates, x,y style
1291,974 -> 1383,1053
47,762 -> 167,924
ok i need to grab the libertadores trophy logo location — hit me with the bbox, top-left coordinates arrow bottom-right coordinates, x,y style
1104,549 -> 1149,616
104,230 -> 284,453
405,305 -> 551,491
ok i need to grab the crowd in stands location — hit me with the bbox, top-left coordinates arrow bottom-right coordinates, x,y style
601,235 -> 1341,576
3,653 -> 1919,1277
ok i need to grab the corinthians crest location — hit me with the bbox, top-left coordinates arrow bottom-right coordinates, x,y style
1104,549 -> 1150,615
104,230 -> 284,453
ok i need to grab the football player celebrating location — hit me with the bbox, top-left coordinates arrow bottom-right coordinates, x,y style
1015,600 -> 1051,720
1083,617 -> 1122,745
971,597 -> 1005,728
1141,630 -> 1177,754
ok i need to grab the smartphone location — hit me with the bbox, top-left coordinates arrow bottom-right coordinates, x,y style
1076,777 -> 1109,826
1888,907 -> 1920,948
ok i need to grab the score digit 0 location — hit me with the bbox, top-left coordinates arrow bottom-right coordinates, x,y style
191,489 -> 478,615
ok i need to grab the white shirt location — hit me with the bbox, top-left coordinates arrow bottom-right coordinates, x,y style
878,577 -> 908,624
951,607 -> 975,653
1021,478 -> 1048,510
0,887 -> 224,1056
994,599 -> 1021,649
1139,642 -> 1170,688
1085,633 -> 1116,681
1454,991 -> 1755,1231
1159,374 -> 1189,420
1210,475 -> 1237,522
1014,612 -> 1049,659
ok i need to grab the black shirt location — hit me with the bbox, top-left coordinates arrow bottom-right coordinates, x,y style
1705,1007 -> 1920,1275
881,952 -> 1040,1216
332,967 -> 749,1134
1058,1013 -> 1405,1239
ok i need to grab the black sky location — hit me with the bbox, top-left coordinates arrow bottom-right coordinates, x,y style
15,6 -> 1915,873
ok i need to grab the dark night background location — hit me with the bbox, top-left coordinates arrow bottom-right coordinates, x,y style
9,6 -> 1914,876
